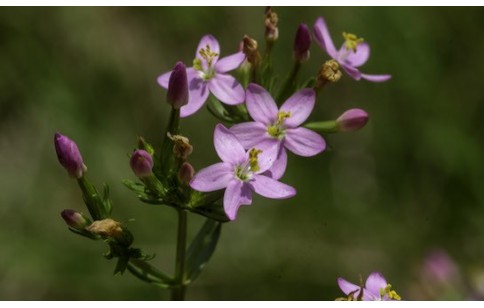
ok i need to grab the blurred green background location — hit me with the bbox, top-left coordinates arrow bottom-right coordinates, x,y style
1,7 -> 484,300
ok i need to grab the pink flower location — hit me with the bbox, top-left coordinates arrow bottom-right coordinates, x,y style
230,83 -> 326,180
313,17 -> 391,82
190,124 -> 296,221
158,35 -> 246,117
338,272 -> 401,301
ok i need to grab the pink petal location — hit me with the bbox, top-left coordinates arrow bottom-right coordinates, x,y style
240,182 -> 253,206
337,277 -> 361,297
340,42 -> 370,67
229,122 -> 269,149
190,162 -> 233,192
196,35 -> 220,70
284,127 -> 326,157
265,147 -> 287,180
255,140 -> 280,173
361,73 -> 392,82
223,179 -> 244,221
313,17 -> 338,59
209,73 -> 245,105
215,51 -> 246,73
180,70 -> 209,118
365,272 -> 387,296
341,64 -> 362,80
214,124 -> 246,165
279,88 -> 316,128
251,174 -> 296,199
246,83 -> 278,125
157,70 -> 171,89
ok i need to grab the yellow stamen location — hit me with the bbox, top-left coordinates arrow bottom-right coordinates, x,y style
248,148 -> 262,173
199,44 -> 219,67
342,32 -> 364,52
276,111 -> 291,125
380,284 -> 401,301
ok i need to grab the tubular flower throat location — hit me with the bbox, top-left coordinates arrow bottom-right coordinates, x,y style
235,148 -> 262,181
342,32 -> 364,52
267,111 -> 291,139
194,44 -> 219,80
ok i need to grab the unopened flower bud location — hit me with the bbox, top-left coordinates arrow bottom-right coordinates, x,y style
317,60 -> 342,87
243,35 -> 261,66
168,133 -> 193,160
130,149 -> 153,177
54,132 -> 87,178
87,218 -> 123,238
264,7 -> 279,43
293,23 -> 311,63
61,209 -> 91,230
167,61 -> 189,109
178,161 -> 195,184
336,109 -> 369,132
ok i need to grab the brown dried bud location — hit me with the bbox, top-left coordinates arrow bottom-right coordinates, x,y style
265,7 -> 279,43
242,35 -> 261,66
317,59 -> 342,87
87,218 -> 123,238
168,133 -> 193,160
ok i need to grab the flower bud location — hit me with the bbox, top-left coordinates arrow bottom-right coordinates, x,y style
168,133 -> 193,160
243,35 -> 261,66
61,209 -> 91,230
167,61 -> 189,109
336,109 -> 369,132
178,161 -> 195,184
316,59 -> 342,88
264,7 -> 279,43
130,149 -> 153,178
54,132 -> 87,178
87,218 -> 123,238
293,23 -> 311,63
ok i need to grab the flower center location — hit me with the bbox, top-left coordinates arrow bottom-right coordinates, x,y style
342,32 -> 364,53
379,284 -> 401,301
267,111 -> 291,139
235,148 -> 262,182
193,44 -> 219,81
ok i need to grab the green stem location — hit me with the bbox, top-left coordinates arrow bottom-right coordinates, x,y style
77,176 -> 105,220
159,108 -> 180,180
276,61 -> 301,104
171,209 -> 188,300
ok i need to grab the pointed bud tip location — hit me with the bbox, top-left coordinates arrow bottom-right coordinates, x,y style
54,132 -> 85,178
294,23 -> 311,62
61,209 -> 90,230
336,109 -> 369,132
167,61 -> 189,109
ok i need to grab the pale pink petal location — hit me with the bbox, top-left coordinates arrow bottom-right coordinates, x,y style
240,182 -> 253,206
313,17 -> 338,59
157,70 -> 171,89
251,175 -> 296,199
190,162 -> 233,192
223,179 -> 243,221
255,140 -> 280,173
341,42 -> 370,67
361,73 -> 392,82
209,73 -> 245,105
229,122 -> 269,149
196,35 -> 220,70
279,88 -> 316,128
246,83 -> 278,125
365,272 -> 387,296
265,147 -> 287,180
215,51 -> 246,73
214,124 -> 246,165
337,277 -> 361,297
284,127 -> 326,157
341,64 -> 362,80
180,71 -> 209,118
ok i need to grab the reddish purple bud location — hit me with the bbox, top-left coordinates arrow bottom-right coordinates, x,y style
130,149 -> 153,178
61,209 -> 91,230
178,161 -> 195,184
54,132 -> 87,178
336,109 -> 369,132
294,23 -> 311,63
167,61 -> 189,109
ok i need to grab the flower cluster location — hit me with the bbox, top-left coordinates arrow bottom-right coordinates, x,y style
337,272 -> 401,301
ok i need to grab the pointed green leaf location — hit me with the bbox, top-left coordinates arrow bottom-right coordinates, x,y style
127,258 -> 174,288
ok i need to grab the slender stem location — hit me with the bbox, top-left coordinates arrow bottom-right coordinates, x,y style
171,209 -> 188,300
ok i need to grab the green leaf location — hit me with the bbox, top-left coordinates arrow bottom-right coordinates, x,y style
102,183 -> 112,215
185,218 -> 222,283
207,96 -> 234,123
122,179 -> 145,194
114,256 -> 129,275
127,258 -> 174,288
190,203 -> 229,222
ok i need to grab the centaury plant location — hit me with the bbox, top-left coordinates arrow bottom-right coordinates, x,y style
54,8 -> 395,300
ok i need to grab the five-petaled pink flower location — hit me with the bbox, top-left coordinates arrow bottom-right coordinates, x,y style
313,17 -> 391,82
338,272 -> 401,301
230,83 -> 326,180
190,124 -> 296,221
158,35 -> 246,117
